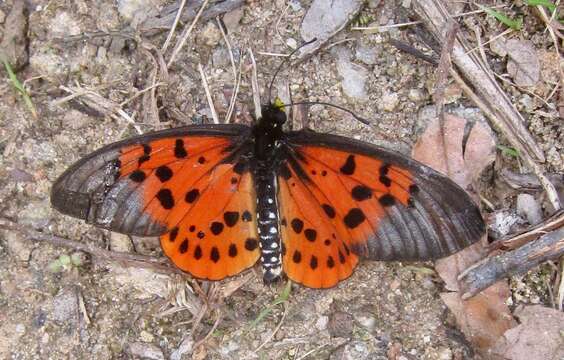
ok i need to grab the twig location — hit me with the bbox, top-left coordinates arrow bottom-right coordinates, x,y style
254,303 -> 288,352
248,48 -> 262,120
352,20 -> 423,31
167,0 -> 209,68
119,82 -> 166,107
558,258 -> 564,310
193,309 -> 222,350
77,289 -> 91,325
216,16 -> 239,123
489,210 -> 564,251
162,0 -> 187,52
198,63 -> 219,124
458,227 -> 564,299
433,21 -> 458,177
0,218 -> 184,275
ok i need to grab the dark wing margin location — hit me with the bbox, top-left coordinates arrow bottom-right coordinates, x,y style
51,124 -> 252,237
283,130 -> 485,261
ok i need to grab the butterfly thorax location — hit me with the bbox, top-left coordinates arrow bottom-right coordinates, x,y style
251,105 -> 288,283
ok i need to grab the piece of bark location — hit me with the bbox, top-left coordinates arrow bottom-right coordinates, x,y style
458,226 -> 564,299
140,0 -> 245,35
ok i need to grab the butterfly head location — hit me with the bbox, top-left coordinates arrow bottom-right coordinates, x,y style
260,103 -> 287,129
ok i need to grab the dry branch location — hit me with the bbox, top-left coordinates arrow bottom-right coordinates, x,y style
458,226 -> 564,299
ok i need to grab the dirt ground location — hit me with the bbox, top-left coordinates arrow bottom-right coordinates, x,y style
0,0 -> 562,359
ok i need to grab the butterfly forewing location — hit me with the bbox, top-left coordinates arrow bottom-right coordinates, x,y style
51,125 -> 252,238
281,131 -> 485,266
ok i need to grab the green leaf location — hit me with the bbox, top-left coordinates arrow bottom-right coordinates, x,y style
497,145 -> 520,157
479,5 -> 523,30
2,59 -> 38,119
524,0 -> 556,13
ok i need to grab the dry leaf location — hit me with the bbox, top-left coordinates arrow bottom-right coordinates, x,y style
506,40 -> 540,87
490,305 -> 564,360
413,113 -> 516,353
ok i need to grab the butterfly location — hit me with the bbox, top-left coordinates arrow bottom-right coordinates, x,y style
50,103 -> 485,288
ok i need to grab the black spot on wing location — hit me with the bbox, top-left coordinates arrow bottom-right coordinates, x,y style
291,218 -> 304,234
351,185 -> 372,201
194,245 -> 203,259
379,194 -> 396,207
223,211 -> 239,227
304,229 -> 317,242
174,139 -> 187,158
343,208 -> 366,228
129,170 -> 146,183
322,204 -> 336,218
156,165 -> 173,182
156,189 -> 174,209
210,222 -> 224,235
242,210 -> 252,222
179,239 -> 188,253
228,244 -> 238,257
340,155 -> 356,175
210,247 -> 220,263
185,189 -> 199,203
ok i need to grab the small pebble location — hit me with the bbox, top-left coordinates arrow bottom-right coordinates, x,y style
380,92 -> 399,112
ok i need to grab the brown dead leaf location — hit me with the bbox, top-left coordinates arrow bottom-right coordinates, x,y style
490,305 -> 564,360
412,114 -> 495,190
506,40 -> 540,87
413,113 -> 515,353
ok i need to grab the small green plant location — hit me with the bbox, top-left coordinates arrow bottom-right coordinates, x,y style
249,280 -> 292,328
524,0 -> 557,14
48,252 -> 86,273
2,59 -> 38,119
497,145 -> 520,158
479,5 -> 523,30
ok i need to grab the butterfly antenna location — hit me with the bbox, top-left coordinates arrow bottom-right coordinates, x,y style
267,38 -> 317,104
282,101 -> 371,126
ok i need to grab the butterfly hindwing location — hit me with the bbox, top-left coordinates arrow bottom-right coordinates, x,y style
278,163 -> 359,288
160,168 -> 260,280
277,130 -> 484,287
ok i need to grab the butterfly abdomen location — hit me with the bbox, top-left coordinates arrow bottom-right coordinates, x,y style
254,161 -> 283,283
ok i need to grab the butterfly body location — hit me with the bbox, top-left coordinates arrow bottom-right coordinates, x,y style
51,104 -> 485,288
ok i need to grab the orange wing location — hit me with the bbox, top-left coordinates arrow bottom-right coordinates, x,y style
278,131 -> 485,288
52,125 -> 259,280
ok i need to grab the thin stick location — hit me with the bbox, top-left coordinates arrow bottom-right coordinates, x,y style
162,0 -> 187,52
119,82 -> 166,107
193,310 -> 222,350
256,51 -> 290,57
167,0 -> 209,68
352,20 -> 422,31
254,303 -> 288,352
0,218 -> 184,275
248,48 -> 262,120
198,63 -> 219,124
216,16 -> 239,123
226,59 -> 243,123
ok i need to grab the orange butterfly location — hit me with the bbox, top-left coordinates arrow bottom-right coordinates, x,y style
51,104 -> 484,288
